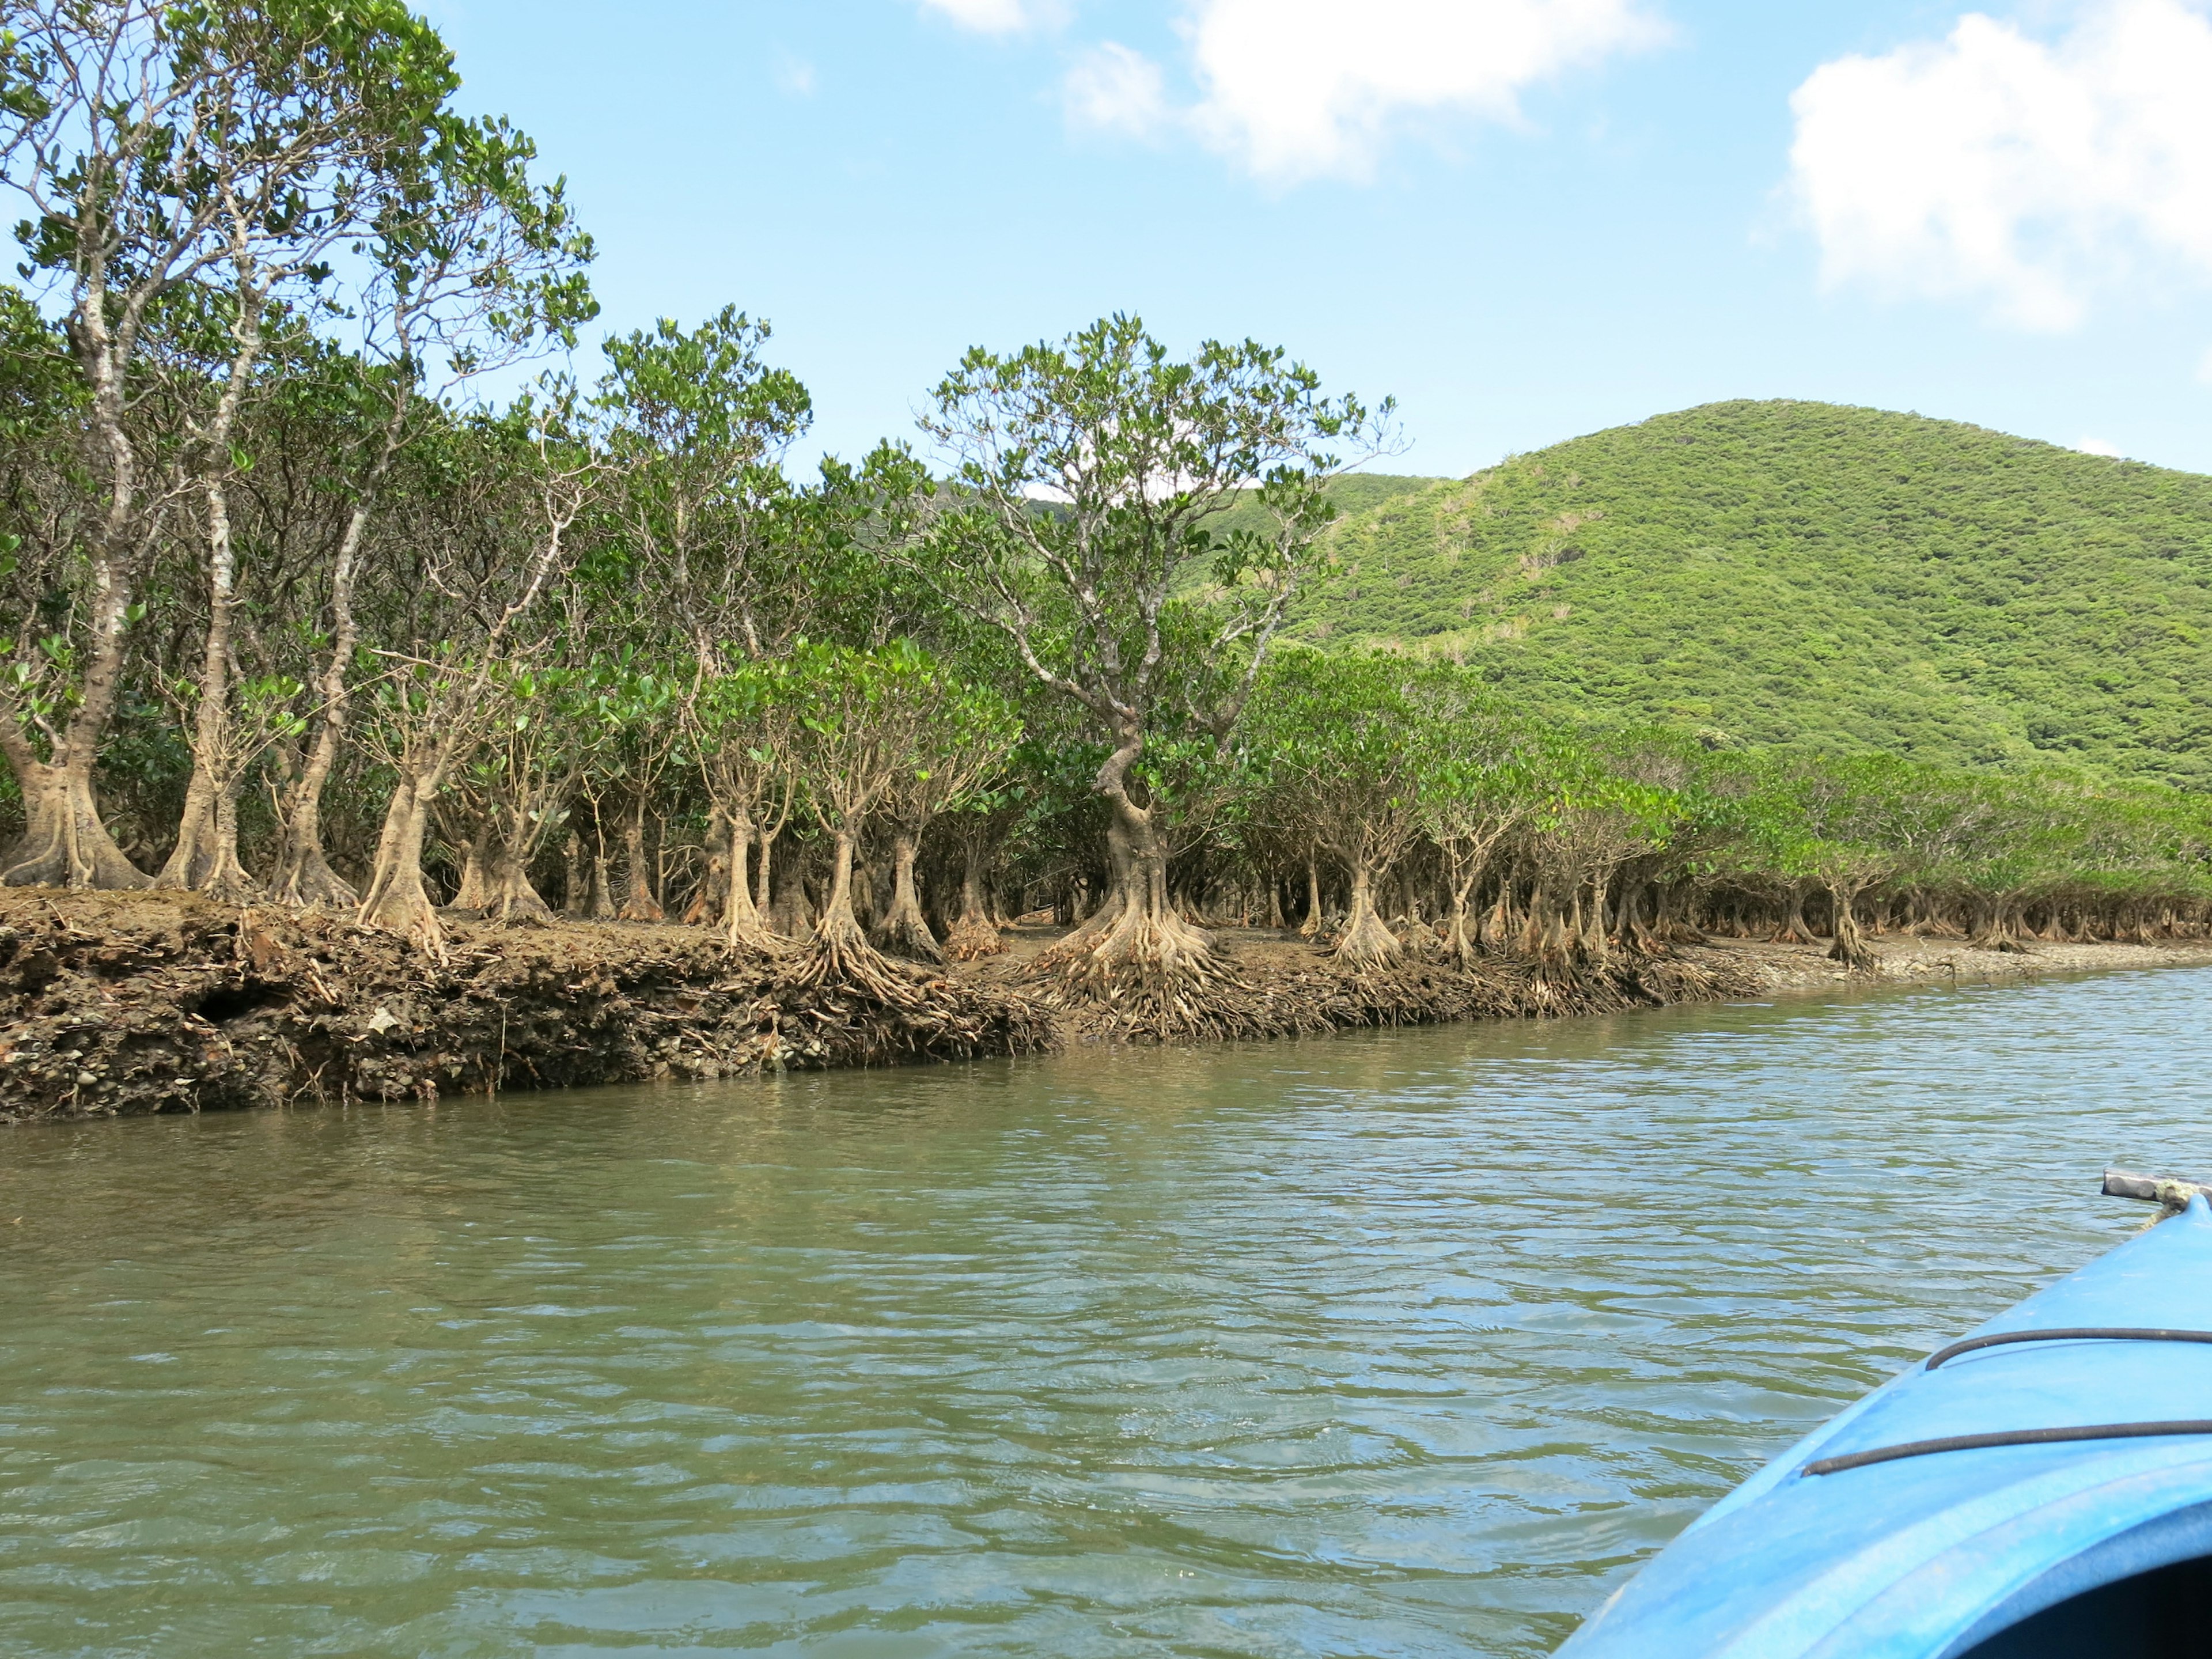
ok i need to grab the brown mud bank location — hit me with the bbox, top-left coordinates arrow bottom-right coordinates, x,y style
0,892 -> 1053,1123
6,896 -> 2205,1125
1737,931 -> 2212,993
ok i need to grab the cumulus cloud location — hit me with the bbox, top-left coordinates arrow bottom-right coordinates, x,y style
916,0 -> 1035,33
1062,0 -> 1663,182
1788,1 -> 2212,330
774,53 -> 817,97
2077,436 -> 2124,456
1065,43 -> 1169,138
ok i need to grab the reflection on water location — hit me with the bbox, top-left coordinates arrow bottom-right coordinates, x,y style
2,968 -> 2208,1657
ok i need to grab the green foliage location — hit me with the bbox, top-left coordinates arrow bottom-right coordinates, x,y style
779,637 -> 1020,833
920,312 -> 1386,751
1298,400 -> 2212,787
1243,648 -> 1435,865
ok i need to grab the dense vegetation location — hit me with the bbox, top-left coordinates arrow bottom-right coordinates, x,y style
1295,401 -> 2212,787
2,1 -> 2210,1054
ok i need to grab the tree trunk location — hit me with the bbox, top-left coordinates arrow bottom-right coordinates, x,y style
563,831 -> 589,916
853,849 -> 879,929
1582,872 -> 1615,964
1299,856 -> 1323,939
871,829 -> 942,961
268,763 -> 357,909
1479,880 -> 1513,952
451,819 -> 494,910
684,806 -> 729,926
785,827 -> 920,1002
1617,881 -> 1657,955
484,838 -> 555,926
1826,882 -> 1877,971
1772,884 -> 1820,945
158,279 -> 264,902
1,757 -> 150,890
768,840 -> 815,937
1971,897 -> 2031,953
158,768 -> 258,901
755,825 -> 777,918
945,832 -> 1005,960
617,794 -> 664,922
269,402 -> 388,911
1039,734 -> 1225,1032
0,256 -> 160,892
720,808 -> 782,952
1442,866 -> 1483,968
1520,881 -> 1550,956
357,769 -> 446,955
815,831 -> 863,946
1333,859 -> 1404,970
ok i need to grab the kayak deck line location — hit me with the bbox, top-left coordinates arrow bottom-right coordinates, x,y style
1923,1325 -> 2212,1370
1803,1420 -> 2212,1477
1555,1192 -> 2212,1656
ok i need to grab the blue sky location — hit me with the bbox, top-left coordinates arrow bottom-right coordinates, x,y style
418,0 -> 2212,478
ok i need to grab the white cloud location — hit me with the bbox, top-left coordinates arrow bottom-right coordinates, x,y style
2199,344 -> 2212,384
1061,0 -> 1663,183
917,0 -> 1035,33
774,53 -> 817,97
2077,436 -> 2124,456
1788,1 -> 2212,331
1065,43 -> 1169,138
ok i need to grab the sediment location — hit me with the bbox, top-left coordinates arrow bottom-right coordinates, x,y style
7,893 -> 2207,1125
1020,946 -> 1764,1043
0,892 -> 1052,1123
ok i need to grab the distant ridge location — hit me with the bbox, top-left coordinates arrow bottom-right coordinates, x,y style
1294,400 -> 2212,789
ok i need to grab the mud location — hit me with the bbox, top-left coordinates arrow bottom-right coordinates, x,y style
7,897 -> 2206,1125
1721,931 -> 2212,993
0,892 -> 1052,1123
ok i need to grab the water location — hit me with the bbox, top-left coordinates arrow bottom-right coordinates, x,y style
3,969 -> 2209,1658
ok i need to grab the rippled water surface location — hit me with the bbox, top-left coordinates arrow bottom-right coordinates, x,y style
5,969 -> 2211,1657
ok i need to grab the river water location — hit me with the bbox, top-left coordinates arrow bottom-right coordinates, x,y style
3,968 -> 2207,1657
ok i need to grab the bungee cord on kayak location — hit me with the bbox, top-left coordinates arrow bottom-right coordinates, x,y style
1923,1327 -> 2212,1371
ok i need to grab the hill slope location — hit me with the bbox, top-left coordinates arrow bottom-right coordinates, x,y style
1292,401 -> 2212,787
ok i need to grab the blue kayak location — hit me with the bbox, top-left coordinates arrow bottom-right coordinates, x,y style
1558,1192 -> 2212,1658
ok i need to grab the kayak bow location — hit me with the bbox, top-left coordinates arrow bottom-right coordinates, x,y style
1556,1193 -> 2212,1658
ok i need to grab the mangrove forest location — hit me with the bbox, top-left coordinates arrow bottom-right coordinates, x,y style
3,0 -> 2212,1102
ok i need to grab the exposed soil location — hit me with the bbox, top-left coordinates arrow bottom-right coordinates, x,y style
974,924 -> 1769,1040
0,892 -> 1052,1124
5,896 -> 2206,1125
1717,931 -> 2212,993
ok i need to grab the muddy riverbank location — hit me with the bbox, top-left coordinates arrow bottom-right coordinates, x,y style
5,892 -> 2206,1123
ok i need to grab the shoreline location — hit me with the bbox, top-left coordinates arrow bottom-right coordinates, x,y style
1719,931 -> 2212,995
4,891 -> 2208,1124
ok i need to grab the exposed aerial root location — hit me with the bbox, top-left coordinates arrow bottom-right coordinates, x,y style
943,912 -> 1006,960
1827,936 -> 1879,972
0,890 -> 1055,1121
870,903 -> 946,964
1033,923 -> 1772,1046
1392,915 -> 1446,961
723,917 -> 796,960
1332,901 -> 1405,972
1032,899 -> 1259,1041
791,917 -> 930,1008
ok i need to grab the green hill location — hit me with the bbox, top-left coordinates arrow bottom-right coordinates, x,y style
1289,400 -> 2212,788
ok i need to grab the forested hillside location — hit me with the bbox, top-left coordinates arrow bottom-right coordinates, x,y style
1297,402 -> 2212,787
6,0 -> 2211,1083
